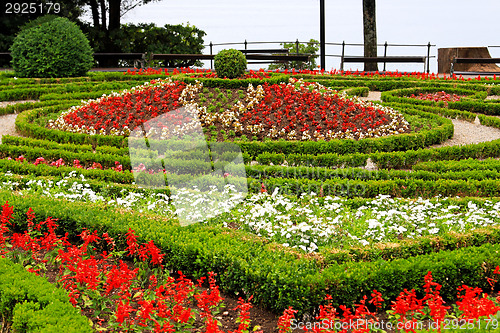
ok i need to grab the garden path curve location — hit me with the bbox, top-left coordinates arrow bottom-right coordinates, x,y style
360,91 -> 500,148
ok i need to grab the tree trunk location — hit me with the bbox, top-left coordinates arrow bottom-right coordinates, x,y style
362,0 -> 378,72
89,0 -> 100,28
99,0 -> 107,30
108,0 -> 121,32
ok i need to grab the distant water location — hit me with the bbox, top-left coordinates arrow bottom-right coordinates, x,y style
117,0 -> 500,73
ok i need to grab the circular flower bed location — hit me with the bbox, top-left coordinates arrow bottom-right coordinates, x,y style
48,78 -> 410,141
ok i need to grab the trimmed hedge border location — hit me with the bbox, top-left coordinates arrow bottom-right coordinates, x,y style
0,257 -> 92,332
1,192 -> 500,317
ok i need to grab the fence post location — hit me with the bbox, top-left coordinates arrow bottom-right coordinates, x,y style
383,41 -> 388,72
244,39 -> 247,50
426,42 -> 431,74
296,39 -> 300,54
210,42 -> 213,69
340,41 -> 345,72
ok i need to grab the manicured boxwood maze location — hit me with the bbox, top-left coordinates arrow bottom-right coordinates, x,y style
2,69 -> 500,324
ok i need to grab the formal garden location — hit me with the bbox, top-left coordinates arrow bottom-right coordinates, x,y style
3,15 -> 500,333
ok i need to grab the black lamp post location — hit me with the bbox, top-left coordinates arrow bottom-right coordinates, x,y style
320,0 -> 325,70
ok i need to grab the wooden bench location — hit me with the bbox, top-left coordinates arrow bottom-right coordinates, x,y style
0,53 -> 11,61
238,49 -> 289,55
450,57 -> 500,76
238,49 -> 289,64
341,56 -> 427,72
152,53 -> 310,67
93,53 -> 146,68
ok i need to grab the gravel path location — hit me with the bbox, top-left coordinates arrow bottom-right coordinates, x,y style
361,91 -> 500,148
0,100 -> 39,144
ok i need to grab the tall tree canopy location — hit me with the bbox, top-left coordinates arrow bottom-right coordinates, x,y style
86,0 -> 159,33
362,0 -> 378,72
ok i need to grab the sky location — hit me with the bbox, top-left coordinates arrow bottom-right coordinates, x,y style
115,0 -> 500,73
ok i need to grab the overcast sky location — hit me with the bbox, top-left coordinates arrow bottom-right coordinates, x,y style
118,0 -> 500,72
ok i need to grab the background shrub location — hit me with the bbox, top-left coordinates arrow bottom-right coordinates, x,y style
214,49 -> 247,79
10,16 -> 93,78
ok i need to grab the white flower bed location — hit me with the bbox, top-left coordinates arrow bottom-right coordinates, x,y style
3,172 -> 499,253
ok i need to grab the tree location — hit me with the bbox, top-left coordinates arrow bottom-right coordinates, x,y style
362,0 -> 378,72
118,23 -> 206,67
81,0 -> 161,62
0,0 -> 84,66
85,0 -> 159,33
268,39 -> 319,71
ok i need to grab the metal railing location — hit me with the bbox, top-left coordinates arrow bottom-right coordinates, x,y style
206,40 -> 436,73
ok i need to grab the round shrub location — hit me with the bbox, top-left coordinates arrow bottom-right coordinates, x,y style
214,49 -> 247,79
10,17 -> 93,78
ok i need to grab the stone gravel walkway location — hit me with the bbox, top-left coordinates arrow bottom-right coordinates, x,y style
360,91 -> 500,148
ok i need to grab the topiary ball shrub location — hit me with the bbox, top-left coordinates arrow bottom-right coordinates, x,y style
10,16 -> 93,78
214,49 -> 247,79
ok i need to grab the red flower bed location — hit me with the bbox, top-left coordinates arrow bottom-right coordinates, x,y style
49,78 -> 410,141
2,202 -> 500,332
8,155 -> 123,172
48,79 -> 188,136
124,67 -> 271,79
237,80 -> 407,140
409,91 -> 465,104
123,67 -> 500,82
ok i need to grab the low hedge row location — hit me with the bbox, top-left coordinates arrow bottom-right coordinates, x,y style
4,154 -> 500,198
2,192 -> 500,316
0,100 -> 73,116
0,144 -> 129,169
448,99 -> 500,115
0,158 -> 250,191
15,105 -> 129,147
247,164 -> 500,182
380,86 -> 486,105
2,135 -> 93,153
0,71 -> 145,85
39,90 -> 125,102
381,87 -> 500,115
372,139 -> 500,169
382,101 -> 478,122
0,257 -> 92,332
254,137 -> 500,169
258,176 -> 500,198
342,86 -> 370,97
255,151 -> 369,168
0,158 -> 134,183
414,158 -> 500,173
322,224 -> 500,265
0,81 -> 141,101
181,74 -> 291,88
3,135 -> 130,156
303,76 -> 495,92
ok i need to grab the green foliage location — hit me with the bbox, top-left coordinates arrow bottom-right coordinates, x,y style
214,49 -> 247,79
18,14 -> 59,32
268,39 -> 319,70
82,22 -> 207,67
0,257 -> 92,332
3,192 -> 500,317
118,22 -> 206,67
10,17 -> 93,78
